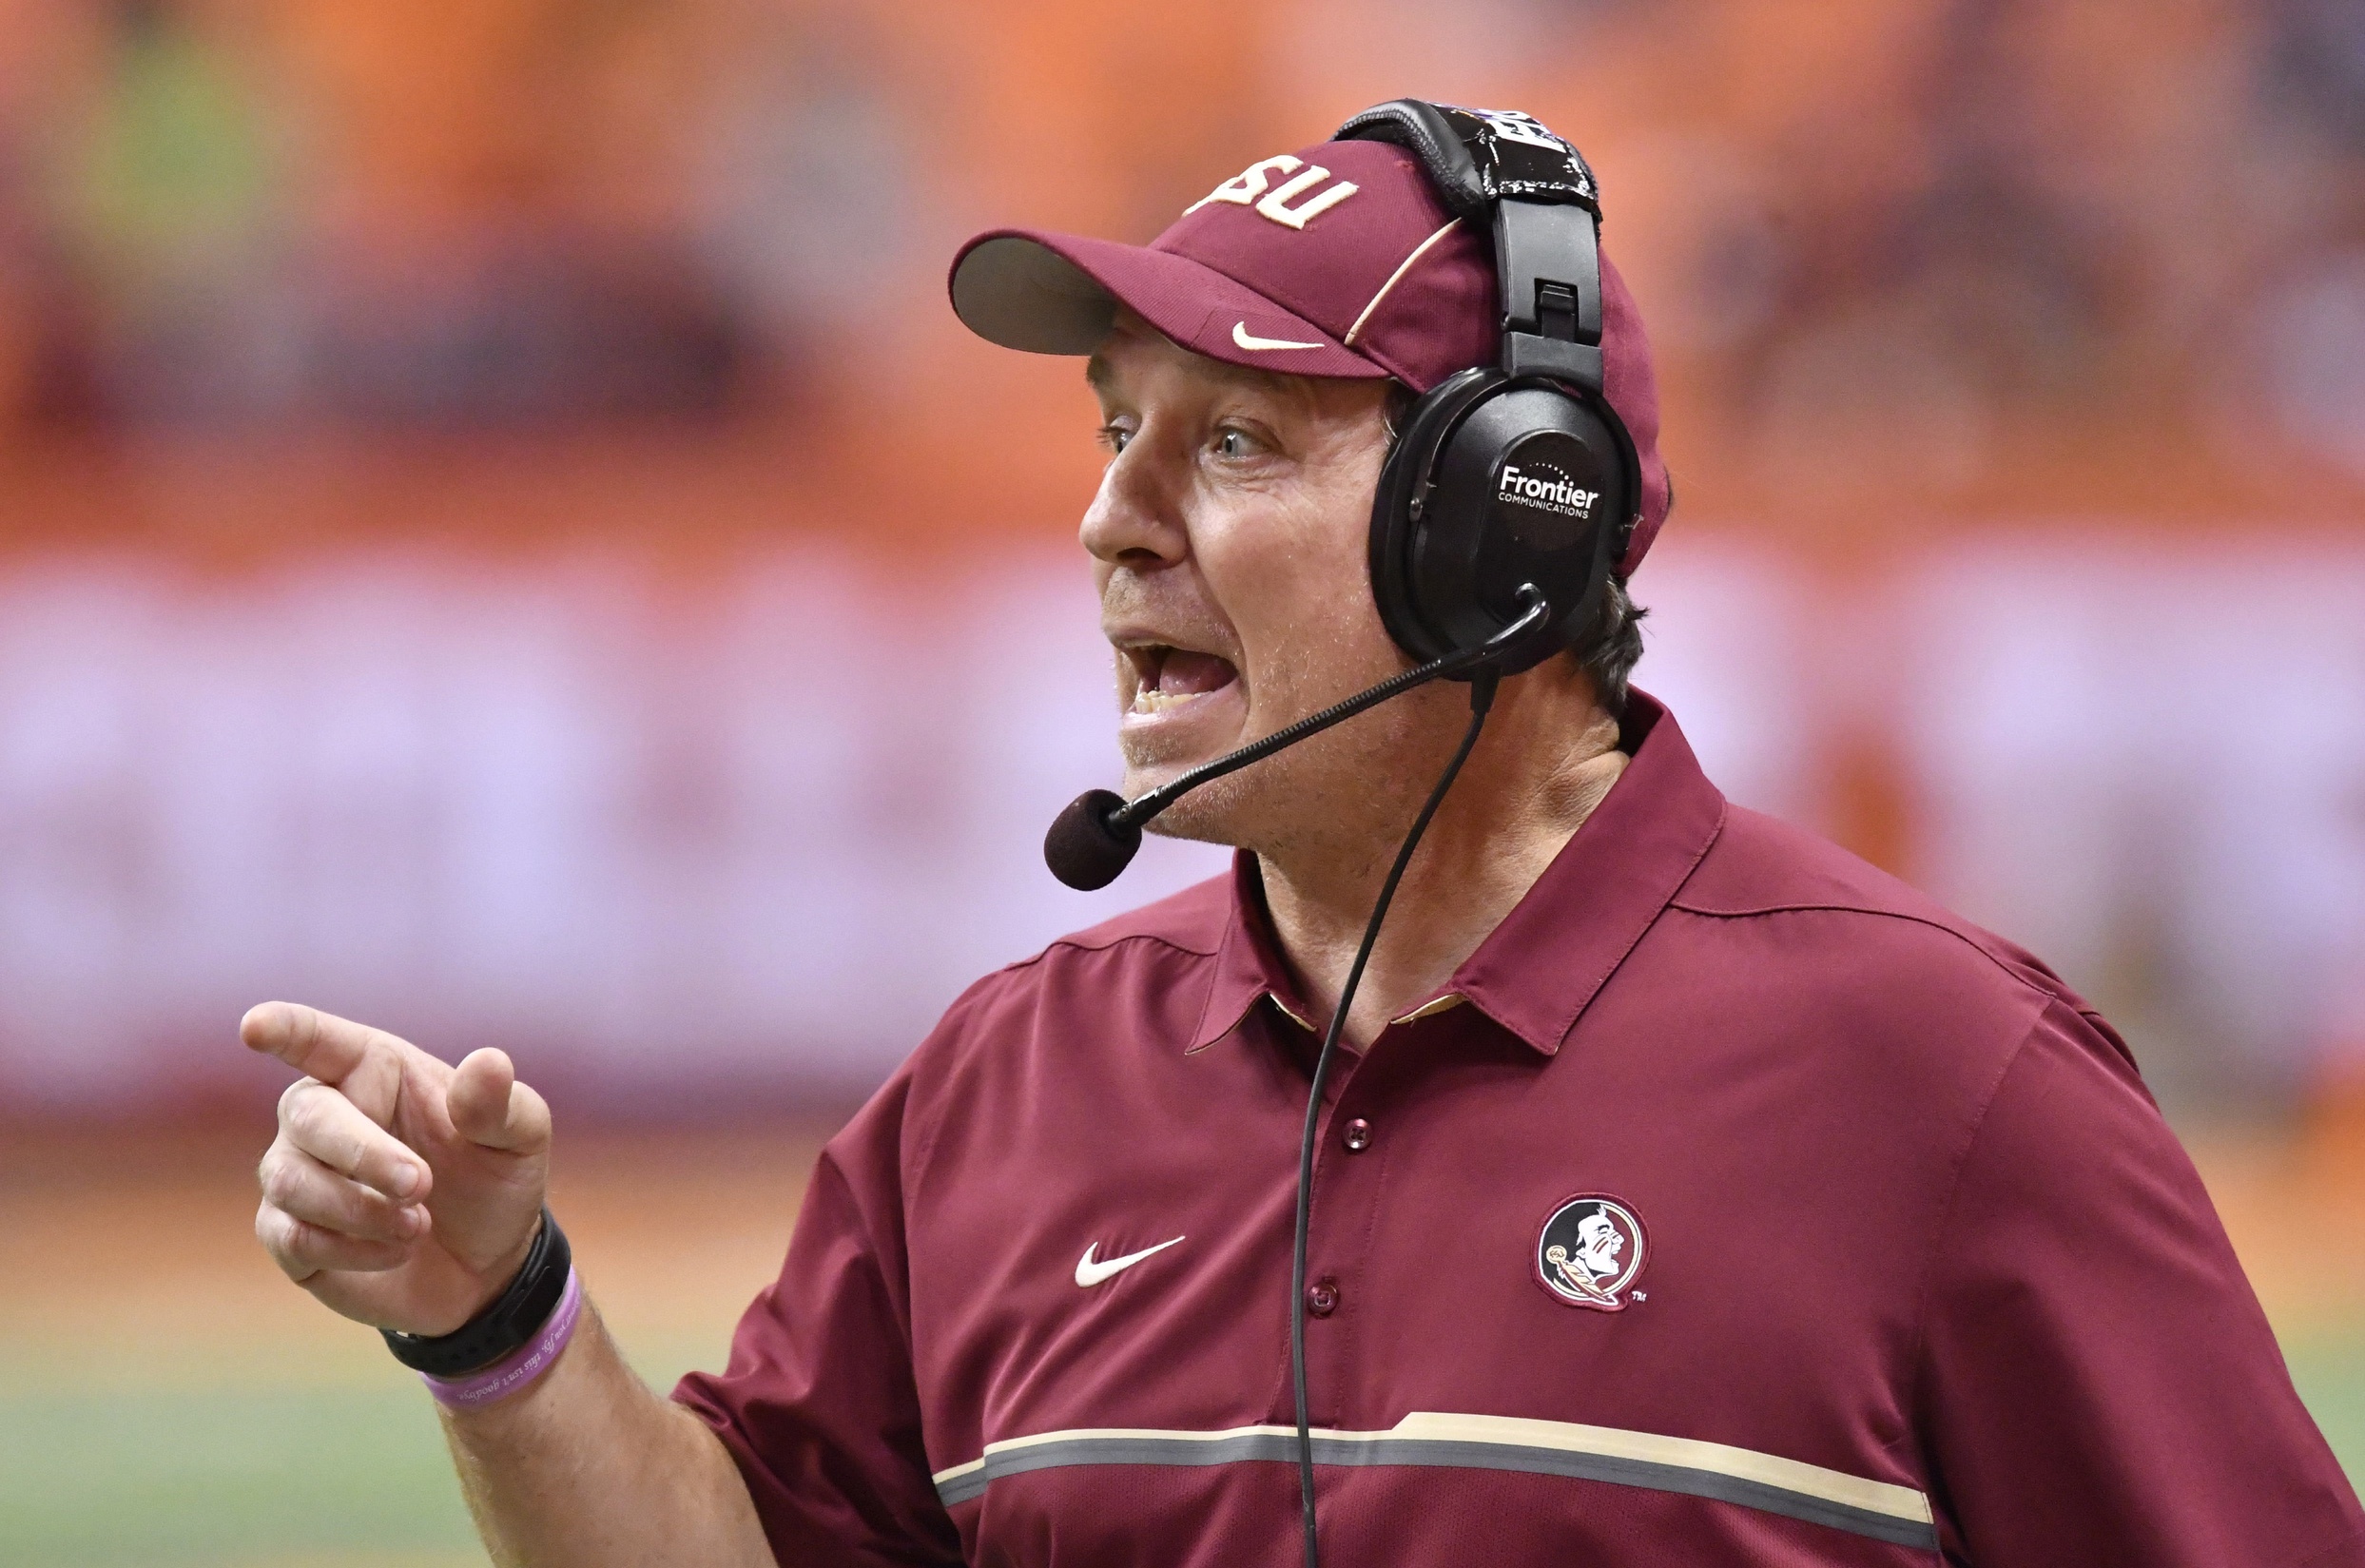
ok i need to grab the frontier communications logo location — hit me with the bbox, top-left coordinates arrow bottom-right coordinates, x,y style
1496,462 -> 1599,519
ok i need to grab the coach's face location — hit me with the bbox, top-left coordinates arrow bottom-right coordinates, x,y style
1080,310 -> 1438,853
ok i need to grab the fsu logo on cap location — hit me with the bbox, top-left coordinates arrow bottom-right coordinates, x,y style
1534,1194 -> 1647,1311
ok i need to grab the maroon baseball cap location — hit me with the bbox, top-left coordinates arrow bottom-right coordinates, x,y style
948,136 -> 1672,574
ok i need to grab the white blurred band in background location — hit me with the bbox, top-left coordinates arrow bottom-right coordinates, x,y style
0,534 -> 2356,1119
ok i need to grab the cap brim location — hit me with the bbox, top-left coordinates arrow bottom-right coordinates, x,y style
949,229 -> 1385,380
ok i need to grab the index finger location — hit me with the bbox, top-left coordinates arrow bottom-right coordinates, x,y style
240,1002 -> 409,1088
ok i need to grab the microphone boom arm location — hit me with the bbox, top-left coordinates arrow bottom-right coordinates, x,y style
1109,590 -> 1550,835
1041,589 -> 1549,891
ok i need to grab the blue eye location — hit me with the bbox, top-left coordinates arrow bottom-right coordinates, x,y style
1214,429 -> 1251,458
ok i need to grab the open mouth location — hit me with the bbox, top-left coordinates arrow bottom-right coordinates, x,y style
1124,644 -> 1240,716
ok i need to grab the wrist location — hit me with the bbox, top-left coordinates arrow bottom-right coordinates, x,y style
418,1264 -> 585,1411
460,1227 -> 542,1324
384,1209 -> 573,1384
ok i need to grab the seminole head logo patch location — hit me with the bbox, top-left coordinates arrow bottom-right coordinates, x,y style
1534,1194 -> 1647,1311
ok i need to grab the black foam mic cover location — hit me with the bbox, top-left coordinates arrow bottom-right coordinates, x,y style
1044,788 -> 1141,890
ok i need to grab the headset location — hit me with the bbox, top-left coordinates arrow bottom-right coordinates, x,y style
1041,100 -> 1632,1568
1344,98 -> 1639,678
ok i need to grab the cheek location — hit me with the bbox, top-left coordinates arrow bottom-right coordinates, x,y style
1194,492 -> 1388,670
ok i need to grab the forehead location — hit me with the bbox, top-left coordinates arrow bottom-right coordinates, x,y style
1085,314 -> 1312,408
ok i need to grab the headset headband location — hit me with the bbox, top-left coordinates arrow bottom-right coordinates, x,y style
1335,100 -> 1608,395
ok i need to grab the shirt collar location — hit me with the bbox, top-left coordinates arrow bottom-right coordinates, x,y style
1449,690 -> 1726,1055
1189,853 -> 1311,1052
1186,689 -> 1726,1056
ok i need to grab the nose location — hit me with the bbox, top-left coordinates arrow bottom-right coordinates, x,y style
1079,436 -> 1188,573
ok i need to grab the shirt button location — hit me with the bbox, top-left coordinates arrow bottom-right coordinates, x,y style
1342,1118 -> 1372,1152
1307,1280 -> 1340,1317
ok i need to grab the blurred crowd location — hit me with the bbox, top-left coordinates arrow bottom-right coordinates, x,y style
0,0 -> 910,427
0,0 -> 2360,1126
0,0 -> 2360,480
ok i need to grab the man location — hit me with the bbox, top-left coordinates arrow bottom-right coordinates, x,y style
244,107 -> 2364,1565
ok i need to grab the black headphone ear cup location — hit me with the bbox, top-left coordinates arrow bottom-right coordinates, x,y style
1371,371 -> 1638,674
1368,368 -> 1501,666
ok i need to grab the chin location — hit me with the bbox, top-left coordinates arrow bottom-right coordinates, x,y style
1119,752 -> 1242,839
1138,786 -> 1253,851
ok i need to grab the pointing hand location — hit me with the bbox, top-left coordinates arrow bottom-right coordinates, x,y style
243,1002 -> 552,1336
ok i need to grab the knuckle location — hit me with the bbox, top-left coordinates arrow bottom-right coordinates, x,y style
281,1078 -> 328,1132
331,1183 -> 385,1231
258,1154 -> 301,1209
282,1088 -> 359,1167
258,1208 -> 322,1285
258,1203 -> 300,1259
281,1215 -> 328,1264
350,1135 -> 392,1178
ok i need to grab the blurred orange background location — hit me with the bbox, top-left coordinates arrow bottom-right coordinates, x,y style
1,2 -> 2362,1561
0,0 -> 2357,1120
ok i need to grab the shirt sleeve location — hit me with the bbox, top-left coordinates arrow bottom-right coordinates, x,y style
673,1064 -> 963,1567
1916,998 -> 2365,1566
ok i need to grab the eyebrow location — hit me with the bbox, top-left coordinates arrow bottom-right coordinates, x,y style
1083,349 -> 1310,409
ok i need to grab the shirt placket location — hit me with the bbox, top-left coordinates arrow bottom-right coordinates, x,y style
1266,994 -> 1462,1432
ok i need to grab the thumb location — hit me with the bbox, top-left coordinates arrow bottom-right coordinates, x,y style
447,1049 -> 552,1155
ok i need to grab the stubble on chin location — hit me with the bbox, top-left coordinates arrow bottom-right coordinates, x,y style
1134,688 -> 1447,863
1114,610 -> 1444,855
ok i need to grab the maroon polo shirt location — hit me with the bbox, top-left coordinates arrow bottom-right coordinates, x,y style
675,693 -> 2364,1566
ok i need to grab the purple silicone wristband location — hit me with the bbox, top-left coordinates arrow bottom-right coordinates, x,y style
420,1266 -> 584,1410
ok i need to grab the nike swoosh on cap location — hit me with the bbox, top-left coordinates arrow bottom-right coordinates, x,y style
1075,1236 -> 1186,1287
1231,321 -> 1325,353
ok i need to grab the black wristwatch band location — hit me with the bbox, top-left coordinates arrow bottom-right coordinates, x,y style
383,1209 -> 572,1377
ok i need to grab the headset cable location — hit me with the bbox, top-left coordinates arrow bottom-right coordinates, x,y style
1289,660 -> 1503,1568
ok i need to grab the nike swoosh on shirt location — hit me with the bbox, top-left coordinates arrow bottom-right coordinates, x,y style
1075,1236 -> 1186,1287
1231,321 -> 1325,353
